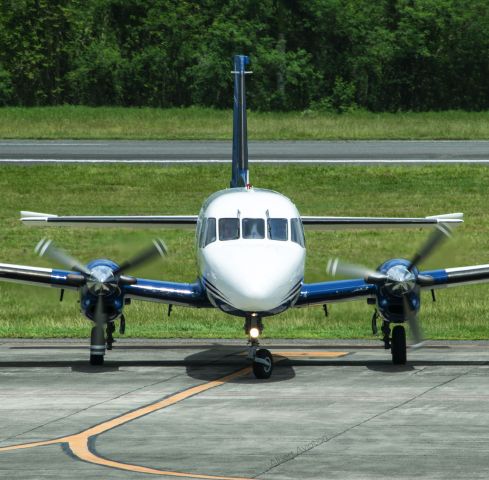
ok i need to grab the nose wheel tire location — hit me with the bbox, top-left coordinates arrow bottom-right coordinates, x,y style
391,325 -> 407,365
90,354 -> 104,366
253,348 -> 273,379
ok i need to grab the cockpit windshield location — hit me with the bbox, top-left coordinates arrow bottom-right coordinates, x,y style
214,217 -> 302,243
291,218 -> 305,247
267,218 -> 288,241
243,218 -> 265,239
219,218 -> 240,241
203,217 -> 216,247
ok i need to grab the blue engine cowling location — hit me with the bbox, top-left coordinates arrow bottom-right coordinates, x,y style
79,259 -> 124,322
375,258 -> 421,323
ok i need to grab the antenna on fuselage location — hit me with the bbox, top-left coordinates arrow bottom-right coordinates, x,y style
230,54 -> 252,188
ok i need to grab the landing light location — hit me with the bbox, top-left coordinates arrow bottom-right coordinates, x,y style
249,327 -> 260,339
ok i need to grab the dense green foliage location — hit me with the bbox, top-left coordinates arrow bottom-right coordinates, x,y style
0,0 -> 489,111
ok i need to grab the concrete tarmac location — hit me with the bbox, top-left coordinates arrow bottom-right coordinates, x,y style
1,339 -> 489,479
2,140 -> 489,164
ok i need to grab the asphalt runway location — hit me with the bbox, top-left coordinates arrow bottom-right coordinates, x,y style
1,339 -> 489,479
2,140 -> 489,164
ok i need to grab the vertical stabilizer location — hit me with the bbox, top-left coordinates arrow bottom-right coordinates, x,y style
231,55 -> 251,188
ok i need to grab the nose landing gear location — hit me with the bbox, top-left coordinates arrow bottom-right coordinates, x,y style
380,320 -> 407,365
244,315 -> 273,379
251,347 -> 273,379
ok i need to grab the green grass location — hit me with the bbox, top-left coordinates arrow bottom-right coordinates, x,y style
2,106 -> 489,139
1,163 -> 489,340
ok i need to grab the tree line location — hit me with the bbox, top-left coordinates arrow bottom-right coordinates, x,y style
1,0 -> 488,111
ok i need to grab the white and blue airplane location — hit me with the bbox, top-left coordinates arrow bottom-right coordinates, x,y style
3,55 -> 489,378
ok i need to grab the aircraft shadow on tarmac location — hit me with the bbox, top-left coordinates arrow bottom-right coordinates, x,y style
183,347 -> 297,383
3,345 -> 488,377
3,345 -> 296,381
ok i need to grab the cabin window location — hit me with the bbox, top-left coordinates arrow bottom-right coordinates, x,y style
219,218 -> 240,241
291,218 -> 305,247
243,218 -> 265,239
203,217 -> 216,247
267,218 -> 288,241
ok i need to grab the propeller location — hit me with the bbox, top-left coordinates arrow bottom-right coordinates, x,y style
402,294 -> 424,347
327,258 -> 389,285
407,223 -> 452,271
93,294 -> 108,341
35,238 -> 91,276
36,237 -> 168,298
327,258 -> 385,283
327,223 -> 452,287
327,223 -> 453,344
87,294 -> 109,363
114,239 -> 167,276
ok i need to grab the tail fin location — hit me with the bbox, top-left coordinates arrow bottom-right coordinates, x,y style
230,55 -> 251,188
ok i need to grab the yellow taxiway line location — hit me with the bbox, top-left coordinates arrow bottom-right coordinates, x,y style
0,366 -> 253,479
0,350 -> 348,478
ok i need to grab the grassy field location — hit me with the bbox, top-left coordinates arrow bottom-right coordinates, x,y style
0,163 -> 489,340
2,106 -> 489,140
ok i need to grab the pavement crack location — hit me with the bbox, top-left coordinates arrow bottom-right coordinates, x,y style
255,368 -> 475,478
0,346 -> 247,445
0,372 -> 183,444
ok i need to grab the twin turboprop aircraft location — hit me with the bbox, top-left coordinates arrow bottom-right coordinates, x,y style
3,55 -> 489,378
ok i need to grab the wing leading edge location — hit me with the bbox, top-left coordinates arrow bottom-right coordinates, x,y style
300,213 -> 463,230
0,263 -> 81,289
21,211 -> 462,231
0,262 -> 210,308
296,263 -> 489,307
124,278 -> 211,307
295,279 -> 375,307
421,265 -> 489,289
20,211 -> 198,229
20,212 -> 198,229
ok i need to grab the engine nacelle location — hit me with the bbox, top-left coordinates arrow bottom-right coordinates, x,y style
79,259 -> 124,322
375,258 -> 421,323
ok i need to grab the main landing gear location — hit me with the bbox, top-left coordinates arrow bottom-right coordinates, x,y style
90,324 -> 105,366
245,315 -> 273,379
381,320 -> 407,365
89,320 -> 121,366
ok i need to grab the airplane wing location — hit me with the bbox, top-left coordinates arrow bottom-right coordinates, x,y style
295,279 -> 375,307
0,263 -> 210,308
123,278 -> 211,307
20,211 -> 198,229
0,263 -> 83,289
420,265 -> 489,290
295,264 -> 489,307
300,213 -> 463,230
20,211 -> 462,230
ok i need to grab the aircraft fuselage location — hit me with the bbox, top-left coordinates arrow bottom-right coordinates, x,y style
196,187 -> 305,317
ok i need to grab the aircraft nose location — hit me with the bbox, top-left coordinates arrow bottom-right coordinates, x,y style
236,276 -> 283,309
226,269 -> 295,311
206,245 -> 304,312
